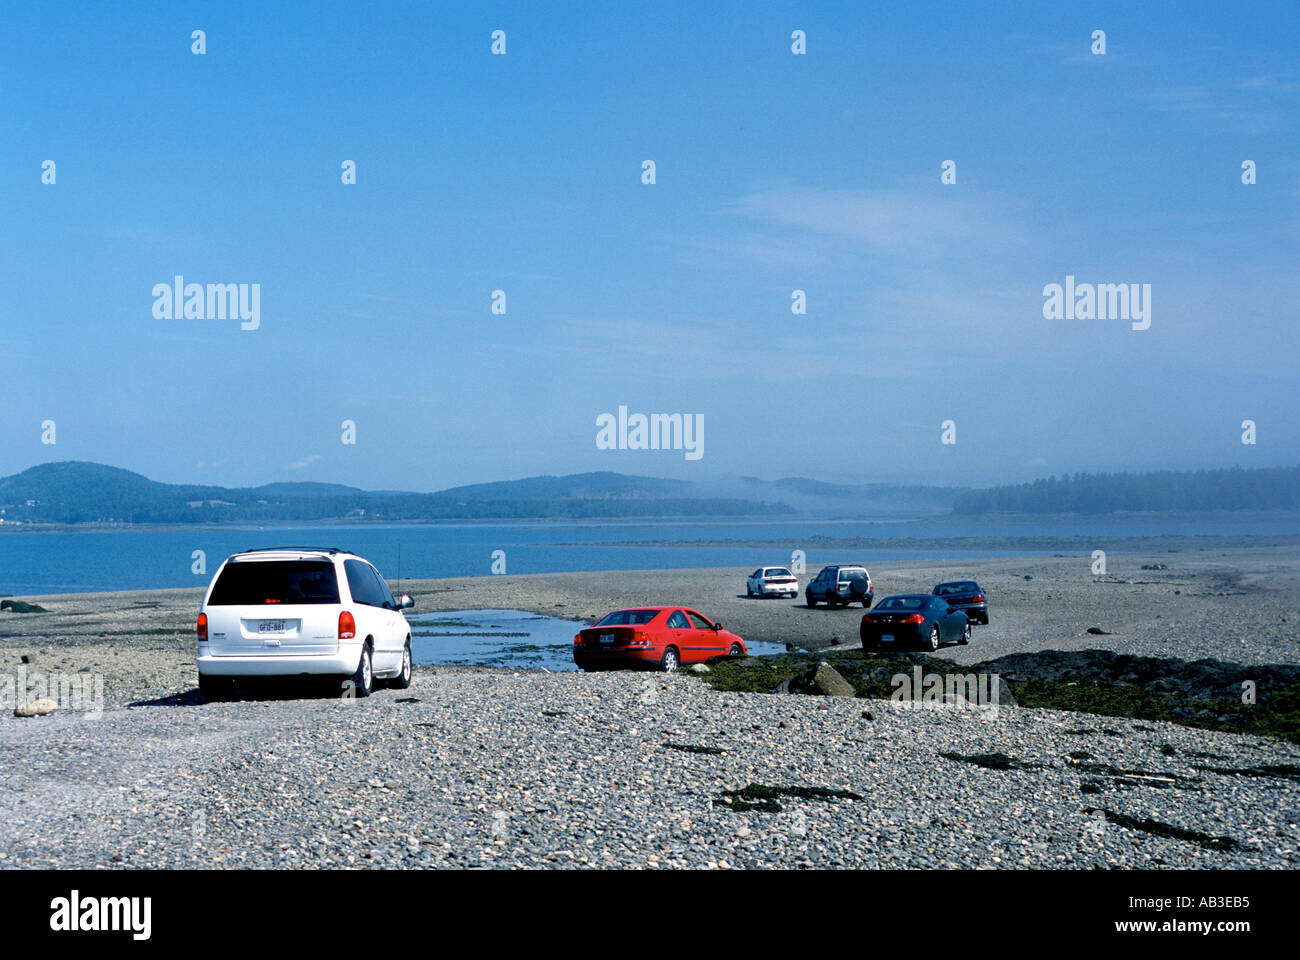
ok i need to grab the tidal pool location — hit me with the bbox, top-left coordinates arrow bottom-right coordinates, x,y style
408,609 -> 785,671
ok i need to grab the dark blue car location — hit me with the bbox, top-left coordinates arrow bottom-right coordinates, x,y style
860,594 -> 971,651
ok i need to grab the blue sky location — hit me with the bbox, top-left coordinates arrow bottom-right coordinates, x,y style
2,1 -> 1296,491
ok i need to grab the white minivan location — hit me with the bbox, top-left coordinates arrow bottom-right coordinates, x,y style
196,547 -> 414,700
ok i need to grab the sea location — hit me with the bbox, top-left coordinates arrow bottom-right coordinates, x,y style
2,514 -> 1297,596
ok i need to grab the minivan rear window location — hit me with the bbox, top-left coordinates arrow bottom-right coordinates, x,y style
208,560 -> 341,605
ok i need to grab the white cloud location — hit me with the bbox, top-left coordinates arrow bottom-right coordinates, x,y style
721,186 -> 1023,252
284,454 -> 322,471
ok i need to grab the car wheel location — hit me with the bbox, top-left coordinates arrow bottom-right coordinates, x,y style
199,675 -> 232,702
747,584 -> 754,597
728,643 -> 742,656
806,591 -> 817,607
348,643 -> 374,698
660,647 -> 680,672
960,622 -> 971,645
928,626 -> 940,652
390,639 -> 413,688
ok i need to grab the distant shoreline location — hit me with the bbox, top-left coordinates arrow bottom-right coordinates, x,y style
2,507 -> 1300,535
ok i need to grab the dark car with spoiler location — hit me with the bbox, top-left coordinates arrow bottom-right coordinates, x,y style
932,580 -> 989,624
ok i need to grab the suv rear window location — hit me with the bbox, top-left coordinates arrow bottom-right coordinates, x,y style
208,560 -> 341,605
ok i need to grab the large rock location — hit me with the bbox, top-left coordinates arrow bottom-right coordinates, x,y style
15,698 -> 57,717
771,662 -> 856,697
812,662 -> 856,697
0,600 -> 47,614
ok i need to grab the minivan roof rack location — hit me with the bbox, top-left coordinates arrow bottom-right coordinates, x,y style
238,546 -> 344,555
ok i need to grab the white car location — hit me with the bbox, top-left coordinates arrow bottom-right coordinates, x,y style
746,566 -> 799,599
196,547 -> 414,700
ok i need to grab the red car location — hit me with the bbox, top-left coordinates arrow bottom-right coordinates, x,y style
574,606 -> 747,672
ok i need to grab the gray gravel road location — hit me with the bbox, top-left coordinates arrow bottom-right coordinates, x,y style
1,669 -> 1296,869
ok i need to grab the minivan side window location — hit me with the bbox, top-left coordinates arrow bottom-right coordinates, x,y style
369,565 -> 396,609
344,559 -> 384,607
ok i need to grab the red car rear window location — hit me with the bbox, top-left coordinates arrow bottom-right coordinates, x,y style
596,609 -> 659,626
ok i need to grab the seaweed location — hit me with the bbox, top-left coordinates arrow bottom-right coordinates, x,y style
664,742 -> 725,756
716,782 -> 863,813
1089,808 -> 1240,852
939,751 -> 1038,771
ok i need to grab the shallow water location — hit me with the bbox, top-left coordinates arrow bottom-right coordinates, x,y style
6,514 -> 1297,595
408,608 -> 787,672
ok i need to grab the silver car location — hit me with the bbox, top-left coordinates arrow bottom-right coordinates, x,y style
746,566 -> 799,598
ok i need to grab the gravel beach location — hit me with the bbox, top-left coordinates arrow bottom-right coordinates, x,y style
1,542 -> 1297,869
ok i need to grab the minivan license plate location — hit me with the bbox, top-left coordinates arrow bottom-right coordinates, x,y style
259,620 -> 286,634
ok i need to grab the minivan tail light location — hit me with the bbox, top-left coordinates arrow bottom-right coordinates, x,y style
197,612 -> 208,642
339,611 -> 356,640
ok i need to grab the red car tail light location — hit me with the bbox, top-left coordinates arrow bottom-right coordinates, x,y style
339,610 -> 356,639
573,634 -> 581,645
197,612 -> 208,642
972,594 -> 986,603
900,614 -> 925,624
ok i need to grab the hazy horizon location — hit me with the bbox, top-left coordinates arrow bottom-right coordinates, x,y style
3,2 -> 1296,492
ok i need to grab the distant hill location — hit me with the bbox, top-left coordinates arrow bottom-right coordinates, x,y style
953,465 -> 1300,515
0,461 -> 791,524
4,460 -> 1286,526
436,472 -> 692,502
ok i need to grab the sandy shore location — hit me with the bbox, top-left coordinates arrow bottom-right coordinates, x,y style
1,543 -> 1297,712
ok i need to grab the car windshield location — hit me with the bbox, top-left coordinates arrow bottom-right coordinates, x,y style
766,568 -> 793,577
596,609 -> 659,626
208,560 -> 341,605
876,596 -> 926,610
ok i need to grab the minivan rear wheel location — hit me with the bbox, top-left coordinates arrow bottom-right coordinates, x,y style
348,643 -> 373,698
390,639 -> 413,689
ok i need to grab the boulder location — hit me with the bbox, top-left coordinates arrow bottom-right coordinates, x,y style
770,662 -> 855,697
811,662 -> 856,697
689,663 -> 711,675
15,698 -> 57,717
0,600 -> 47,614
